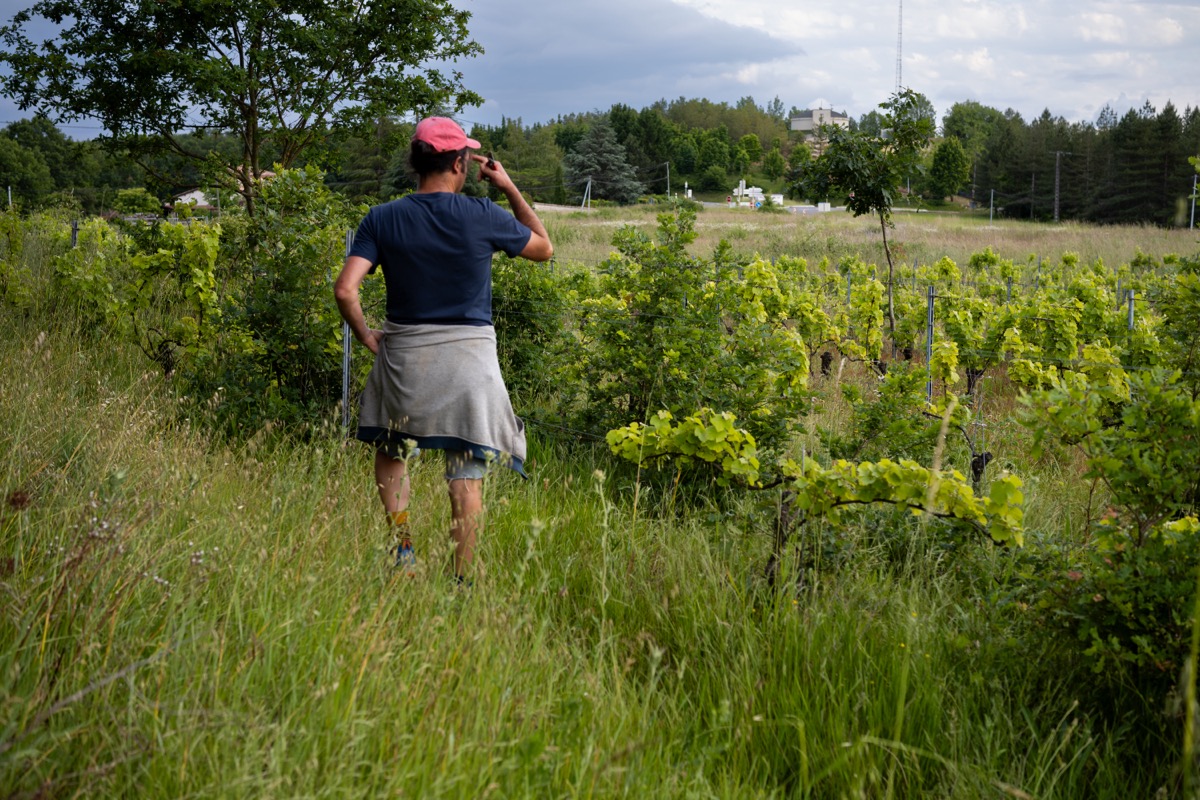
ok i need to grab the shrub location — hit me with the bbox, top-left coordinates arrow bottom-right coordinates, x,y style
574,208 -> 811,455
1019,368 -> 1200,708
698,165 -> 728,192
492,255 -> 593,402
52,217 -> 128,324
179,166 -> 366,436
114,187 -> 162,216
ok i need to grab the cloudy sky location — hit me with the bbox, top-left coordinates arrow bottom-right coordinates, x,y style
451,0 -> 1200,129
0,0 -> 1196,135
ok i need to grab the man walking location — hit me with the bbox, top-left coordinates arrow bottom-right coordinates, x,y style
334,117 -> 553,581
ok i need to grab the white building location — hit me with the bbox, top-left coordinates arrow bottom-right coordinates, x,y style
170,189 -> 215,213
789,108 -> 851,155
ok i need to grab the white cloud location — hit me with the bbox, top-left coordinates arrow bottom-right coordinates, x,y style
1089,51 -> 1132,69
957,48 -> 996,77
431,0 -> 1200,129
735,64 -> 761,84
1150,17 -> 1184,45
669,0 -> 860,40
934,6 -> 1030,40
1079,12 -> 1125,43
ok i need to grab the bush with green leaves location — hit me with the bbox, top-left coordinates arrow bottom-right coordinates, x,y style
574,207 -> 810,455
1018,368 -> 1200,707
113,187 -> 162,216
49,214 -> 223,376
0,208 -> 33,308
491,254 -> 593,403
1158,254 -> 1200,392
608,405 -> 1025,585
52,217 -> 129,324
180,166 -> 368,436
822,363 -> 940,464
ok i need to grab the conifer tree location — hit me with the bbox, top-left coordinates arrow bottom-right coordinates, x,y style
563,120 -> 643,204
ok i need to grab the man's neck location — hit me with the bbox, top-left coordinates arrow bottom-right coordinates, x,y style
417,172 -> 460,194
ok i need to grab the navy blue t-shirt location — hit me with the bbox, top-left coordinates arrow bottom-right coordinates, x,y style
349,193 -> 532,326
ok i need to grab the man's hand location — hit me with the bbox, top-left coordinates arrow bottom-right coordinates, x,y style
472,153 -> 516,193
362,328 -> 384,355
471,153 -> 554,262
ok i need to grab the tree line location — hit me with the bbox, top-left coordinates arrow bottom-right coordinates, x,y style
4,92 -> 1198,227
941,99 -> 1200,225
0,0 -> 1195,224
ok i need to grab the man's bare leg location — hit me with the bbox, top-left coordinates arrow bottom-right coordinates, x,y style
375,449 -> 410,515
447,477 -> 483,578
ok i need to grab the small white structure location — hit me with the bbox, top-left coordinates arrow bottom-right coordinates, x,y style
170,189 -> 216,214
173,189 -> 212,207
732,181 -> 765,207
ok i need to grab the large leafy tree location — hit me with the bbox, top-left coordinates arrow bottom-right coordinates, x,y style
796,89 -> 935,336
0,0 -> 481,214
0,135 -> 53,205
942,100 -> 1005,203
3,116 -> 97,191
927,137 -> 971,200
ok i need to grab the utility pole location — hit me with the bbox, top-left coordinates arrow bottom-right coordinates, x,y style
989,189 -> 995,224
1053,150 -> 1072,223
1192,173 -> 1197,230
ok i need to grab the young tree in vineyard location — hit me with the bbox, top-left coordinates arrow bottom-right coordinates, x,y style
796,89 -> 935,337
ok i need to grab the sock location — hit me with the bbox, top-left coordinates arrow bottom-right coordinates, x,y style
388,510 -> 409,528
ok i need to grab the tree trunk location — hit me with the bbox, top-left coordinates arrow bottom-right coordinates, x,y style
879,211 -> 896,338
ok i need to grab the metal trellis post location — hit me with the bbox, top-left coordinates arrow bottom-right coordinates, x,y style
342,229 -> 354,431
926,284 -> 935,404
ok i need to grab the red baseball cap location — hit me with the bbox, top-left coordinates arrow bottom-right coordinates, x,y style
412,117 -> 481,152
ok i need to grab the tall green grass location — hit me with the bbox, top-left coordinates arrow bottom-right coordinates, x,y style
0,315 -> 1169,798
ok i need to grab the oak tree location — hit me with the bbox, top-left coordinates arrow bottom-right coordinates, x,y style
0,0 -> 482,213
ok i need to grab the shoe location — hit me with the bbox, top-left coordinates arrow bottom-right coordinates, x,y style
389,510 -> 416,575
395,536 -> 416,575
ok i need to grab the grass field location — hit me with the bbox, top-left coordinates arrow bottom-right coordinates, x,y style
544,204 -> 1198,273
1,209 -> 1197,797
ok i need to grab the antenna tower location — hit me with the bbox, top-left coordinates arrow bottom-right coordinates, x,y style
895,0 -> 903,93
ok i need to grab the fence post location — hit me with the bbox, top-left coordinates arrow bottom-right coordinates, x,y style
71,219 -> 79,248
926,285 -> 935,404
342,229 -> 354,431
846,273 -> 852,306
1006,276 -> 1012,304
1035,256 -> 1042,291
1127,289 -> 1135,331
